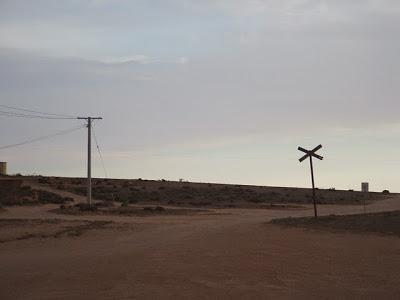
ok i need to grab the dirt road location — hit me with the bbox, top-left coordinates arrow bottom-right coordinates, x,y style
1,196 -> 400,299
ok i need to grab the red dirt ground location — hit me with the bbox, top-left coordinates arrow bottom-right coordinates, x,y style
1,189 -> 400,299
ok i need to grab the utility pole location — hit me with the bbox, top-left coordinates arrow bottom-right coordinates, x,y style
77,116 -> 103,207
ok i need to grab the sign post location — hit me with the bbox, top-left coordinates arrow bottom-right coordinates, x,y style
298,144 -> 323,219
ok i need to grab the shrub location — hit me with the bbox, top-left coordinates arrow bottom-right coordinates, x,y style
143,206 -> 166,212
74,187 -> 87,195
37,190 -> 68,204
38,177 -> 50,184
95,201 -> 114,208
382,190 -> 390,195
249,198 -> 264,203
155,206 -> 165,212
75,203 -> 98,211
122,182 -> 130,188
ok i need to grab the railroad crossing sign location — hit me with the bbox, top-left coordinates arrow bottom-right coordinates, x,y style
298,144 -> 323,218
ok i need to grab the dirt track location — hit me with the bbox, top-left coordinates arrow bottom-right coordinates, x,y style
1,196 -> 400,299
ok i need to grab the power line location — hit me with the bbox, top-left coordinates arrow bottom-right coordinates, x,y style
0,103 -> 104,208
0,125 -> 85,151
92,122 -> 108,178
0,104 -> 77,118
0,110 -> 76,120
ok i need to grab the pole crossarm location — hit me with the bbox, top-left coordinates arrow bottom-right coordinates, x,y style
77,117 -> 103,120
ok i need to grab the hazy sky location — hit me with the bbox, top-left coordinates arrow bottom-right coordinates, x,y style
1,0 -> 399,191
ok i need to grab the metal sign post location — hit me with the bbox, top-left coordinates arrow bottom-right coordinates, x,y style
298,144 -> 323,219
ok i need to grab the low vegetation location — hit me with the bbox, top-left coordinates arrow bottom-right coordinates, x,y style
32,176 -> 392,208
54,203 -> 207,216
271,211 -> 400,237
0,181 -> 73,206
0,219 -> 112,244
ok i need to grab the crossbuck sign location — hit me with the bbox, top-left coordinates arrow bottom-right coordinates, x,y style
298,144 -> 323,218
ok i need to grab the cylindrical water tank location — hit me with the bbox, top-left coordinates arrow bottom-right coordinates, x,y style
361,182 -> 369,193
0,162 -> 7,175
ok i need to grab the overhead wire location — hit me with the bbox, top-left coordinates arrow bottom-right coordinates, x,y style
0,110 -> 77,120
92,121 -> 108,178
0,104 -> 77,118
0,125 -> 85,151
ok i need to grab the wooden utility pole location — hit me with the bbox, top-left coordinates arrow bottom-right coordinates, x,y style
77,116 -> 103,207
298,144 -> 323,219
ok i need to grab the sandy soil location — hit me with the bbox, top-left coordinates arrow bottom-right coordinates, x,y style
1,196 -> 400,299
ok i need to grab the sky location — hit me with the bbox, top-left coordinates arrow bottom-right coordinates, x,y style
0,0 -> 399,191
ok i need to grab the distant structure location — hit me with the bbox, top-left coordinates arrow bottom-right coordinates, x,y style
0,162 -> 7,176
361,182 -> 369,193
